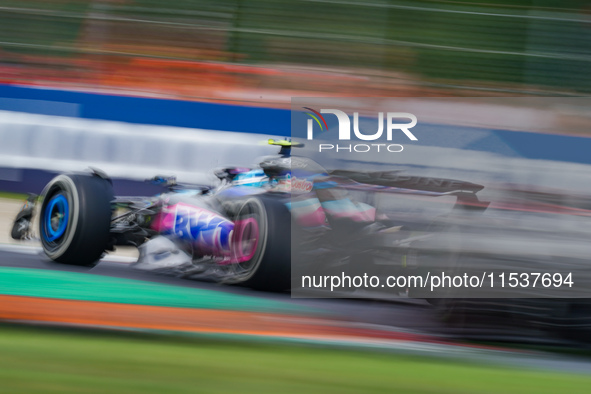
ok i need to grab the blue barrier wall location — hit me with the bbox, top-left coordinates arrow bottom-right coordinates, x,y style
0,85 -> 591,163
1,84 -> 590,165
0,85 -> 291,136
1,84 -> 591,198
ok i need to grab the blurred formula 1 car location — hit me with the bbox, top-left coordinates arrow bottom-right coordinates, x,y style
417,185 -> 591,341
10,140 -> 488,292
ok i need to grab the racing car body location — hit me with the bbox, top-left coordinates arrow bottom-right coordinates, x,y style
10,140 -> 489,292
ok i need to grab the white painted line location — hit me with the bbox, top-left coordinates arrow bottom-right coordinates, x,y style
0,243 -> 42,255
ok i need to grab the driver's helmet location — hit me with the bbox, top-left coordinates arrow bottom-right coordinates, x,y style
232,169 -> 268,188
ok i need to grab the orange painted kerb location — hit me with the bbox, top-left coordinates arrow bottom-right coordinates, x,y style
0,295 -> 334,338
0,295 -> 446,347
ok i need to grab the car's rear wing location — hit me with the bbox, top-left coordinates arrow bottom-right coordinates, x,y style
328,170 -> 484,193
324,170 -> 490,212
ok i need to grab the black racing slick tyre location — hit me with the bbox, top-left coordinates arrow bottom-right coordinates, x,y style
225,195 -> 290,292
39,173 -> 114,267
11,218 -> 30,240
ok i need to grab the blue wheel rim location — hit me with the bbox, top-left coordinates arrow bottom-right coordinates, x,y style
43,194 -> 69,242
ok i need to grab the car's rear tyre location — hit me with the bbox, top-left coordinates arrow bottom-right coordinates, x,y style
420,220 -> 467,321
225,195 -> 290,292
39,174 -> 113,267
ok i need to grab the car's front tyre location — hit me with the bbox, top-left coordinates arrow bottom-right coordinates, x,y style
39,173 -> 113,267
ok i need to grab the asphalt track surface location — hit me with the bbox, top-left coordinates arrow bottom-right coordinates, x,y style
0,244 -> 577,347
0,246 -> 435,330
7,243 -> 591,376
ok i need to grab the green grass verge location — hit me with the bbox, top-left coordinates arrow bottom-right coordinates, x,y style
0,325 -> 590,394
0,191 -> 27,201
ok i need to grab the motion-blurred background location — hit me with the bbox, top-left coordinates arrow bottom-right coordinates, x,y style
1,2 -> 591,393
1,0 -> 591,103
